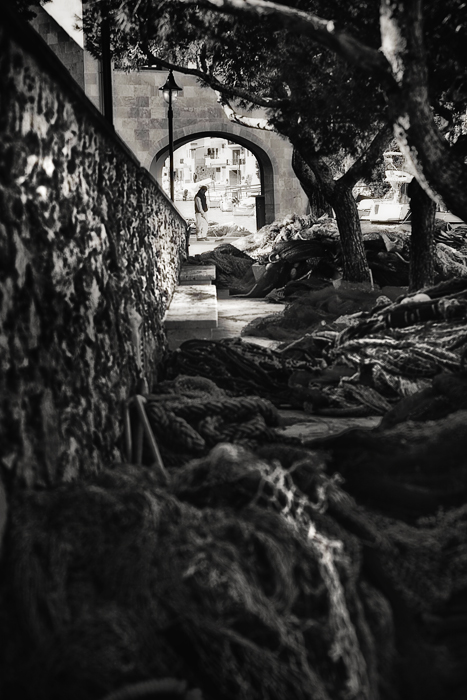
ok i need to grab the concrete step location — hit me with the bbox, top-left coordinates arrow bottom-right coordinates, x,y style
164,284 -> 218,330
179,264 -> 216,286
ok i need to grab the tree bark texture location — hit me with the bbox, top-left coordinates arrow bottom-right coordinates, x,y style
381,0 -> 467,223
331,185 -> 372,284
407,178 -> 436,292
292,146 -> 372,284
291,149 -> 332,219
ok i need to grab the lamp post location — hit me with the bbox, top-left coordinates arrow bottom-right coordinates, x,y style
159,70 -> 182,202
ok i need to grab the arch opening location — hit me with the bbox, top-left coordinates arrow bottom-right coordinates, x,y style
150,131 -> 276,227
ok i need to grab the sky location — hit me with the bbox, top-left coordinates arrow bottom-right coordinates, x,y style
44,0 -> 84,47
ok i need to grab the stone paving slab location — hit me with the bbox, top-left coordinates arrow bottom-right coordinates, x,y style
164,285 -> 218,329
180,264 -> 216,285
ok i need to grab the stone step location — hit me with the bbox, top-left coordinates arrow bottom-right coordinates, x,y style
179,264 -> 216,286
164,284 -> 218,330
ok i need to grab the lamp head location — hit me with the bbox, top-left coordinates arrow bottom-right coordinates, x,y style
159,70 -> 183,103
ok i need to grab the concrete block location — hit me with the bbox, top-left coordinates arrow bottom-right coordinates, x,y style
179,264 -> 216,284
164,284 -> 218,329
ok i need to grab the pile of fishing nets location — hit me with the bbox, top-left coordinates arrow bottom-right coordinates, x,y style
186,213 -> 467,300
435,221 -> 467,250
206,222 -> 251,239
164,277 -> 467,419
328,277 -> 467,398
161,340 -> 319,410
275,278 -> 467,417
186,243 -> 259,294
241,282 -> 391,341
2,422 -> 467,700
306,408 -> 467,520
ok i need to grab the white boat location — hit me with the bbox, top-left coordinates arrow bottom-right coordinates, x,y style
358,154 -> 465,226
358,162 -> 411,223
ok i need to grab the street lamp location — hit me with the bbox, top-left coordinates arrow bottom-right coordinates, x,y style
159,70 -> 182,202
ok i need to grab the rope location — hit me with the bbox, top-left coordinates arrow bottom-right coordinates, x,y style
141,392 -> 286,467
146,403 -> 206,453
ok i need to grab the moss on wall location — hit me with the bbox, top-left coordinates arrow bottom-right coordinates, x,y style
0,10 -> 186,487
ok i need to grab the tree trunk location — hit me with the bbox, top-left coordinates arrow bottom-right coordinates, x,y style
331,185 -> 372,284
292,149 -> 332,219
407,177 -> 436,291
381,0 -> 467,223
294,149 -> 372,284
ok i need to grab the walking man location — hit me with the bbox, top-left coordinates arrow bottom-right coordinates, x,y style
194,185 -> 209,240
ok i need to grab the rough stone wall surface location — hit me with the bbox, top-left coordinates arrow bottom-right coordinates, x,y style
28,4 -> 85,91
0,12 -> 186,488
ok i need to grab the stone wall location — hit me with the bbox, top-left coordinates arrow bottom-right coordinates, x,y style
0,6 -> 187,488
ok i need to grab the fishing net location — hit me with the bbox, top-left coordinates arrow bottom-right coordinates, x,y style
232,213 -> 330,258
161,338 -> 321,408
188,212 -> 467,301
327,278 -> 467,404
162,275 -> 467,420
2,432 -> 467,700
206,222 -> 251,239
186,244 -> 256,292
242,282 -> 388,341
0,447 -> 384,700
305,409 -> 467,521
379,369 -> 467,427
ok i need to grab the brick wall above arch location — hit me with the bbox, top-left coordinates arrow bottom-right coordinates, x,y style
112,70 -> 307,223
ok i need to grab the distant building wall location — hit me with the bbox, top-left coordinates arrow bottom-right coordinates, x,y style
1,5 -> 186,488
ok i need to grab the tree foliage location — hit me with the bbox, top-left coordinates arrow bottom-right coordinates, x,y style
75,1 -> 467,283
8,0 -> 51,20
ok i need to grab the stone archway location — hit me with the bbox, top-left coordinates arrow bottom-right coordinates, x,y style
149,127 -> 277,225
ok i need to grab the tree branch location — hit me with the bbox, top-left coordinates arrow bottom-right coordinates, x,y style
143,48 -> 286,110
339,123 -> 393,190
215,92 -> 274,130
179,0 -> 393,83
382,0 -> 467,219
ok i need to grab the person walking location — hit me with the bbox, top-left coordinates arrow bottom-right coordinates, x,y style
194,185 -> 209,240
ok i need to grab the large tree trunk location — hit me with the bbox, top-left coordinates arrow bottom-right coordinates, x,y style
294,150 -> 372,284
381,0 -> 467,222
292,149 -> 332,219
407,177 -> 436,291
331,184 -> 372,284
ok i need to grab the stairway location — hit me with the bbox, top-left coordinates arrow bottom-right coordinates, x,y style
164,264 -> 219,348
164,262 -> 286,351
